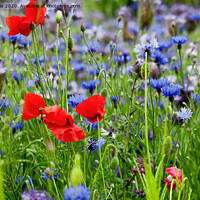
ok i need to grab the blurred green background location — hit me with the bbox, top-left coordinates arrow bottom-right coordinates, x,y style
82,0 -> 199,17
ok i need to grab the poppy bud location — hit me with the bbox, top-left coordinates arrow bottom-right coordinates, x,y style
163,136 -> 172,155
141,62 -> 150,80
68,37 -> 73,51
101,88 -> 108,97
71,154 -> 82,187
110,156 -> 119,171
80,24 -> 85,32
109,40 -> 113,47
56,10 -> 63,24
45,167 -> 51,177
128,79 -> 134,85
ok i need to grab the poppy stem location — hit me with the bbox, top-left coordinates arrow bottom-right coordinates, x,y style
56,23 -> 64,109
97,117 -> 107,199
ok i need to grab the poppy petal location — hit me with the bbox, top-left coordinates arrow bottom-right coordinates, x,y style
5,16 -> 21,36
166,167 -> 182,182
48,124 -> 86,142
42,105 -> 74,126
18,17 -> 32,37
25,0 -> 47,26
22,93 -> 45,120
76,95 -> 106,123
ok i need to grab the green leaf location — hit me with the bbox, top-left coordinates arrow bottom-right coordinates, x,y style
143,160 -> 159,200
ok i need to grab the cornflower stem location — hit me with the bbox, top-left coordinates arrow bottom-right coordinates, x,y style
144,52 -> 151,167
56,23 -> 64,109
111,45 -> 116,87
40,25 -> 47,74
32,30 -> 55,104
123,77 -> 137,200
178,48 -> 184,84
97,117 -> 107,199
91,144 -> 117,199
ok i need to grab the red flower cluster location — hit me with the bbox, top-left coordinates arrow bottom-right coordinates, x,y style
22,93 -> 86,142
166,167 -> 183,191
5,0 -> 46,37
22,93 -> 106,142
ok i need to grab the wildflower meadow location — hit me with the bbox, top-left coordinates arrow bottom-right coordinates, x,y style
0,0 -> 200,199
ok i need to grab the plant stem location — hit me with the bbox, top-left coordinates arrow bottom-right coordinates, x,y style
144,52 -> 151,166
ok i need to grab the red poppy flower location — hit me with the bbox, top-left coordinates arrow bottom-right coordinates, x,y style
22,93 -> 45,120
75,95 -> 106,123
42,105 -> 74,126
166,167 -> 182,191
5,16 -> 32,37
25,0 -> 47,26
48,123 -> 86,143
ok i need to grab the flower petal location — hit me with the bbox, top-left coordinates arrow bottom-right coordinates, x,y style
22,93 -> 45,120
5,16 -> 21,36
25,0 -> 46,26
76,95 -> 106,123
42,105 -> 74,126
48,124 -> 86,142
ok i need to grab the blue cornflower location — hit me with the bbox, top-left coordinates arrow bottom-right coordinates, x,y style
111,96 -> 118,103
150,78 -> 170,91
189,14 -> 200,21
134,37 -> 159,57
162,84 -> 180,98
81,79 -> 100,90
42,169 -> 60,181
15,176 -> 33,187
21,189 -> 54,200
84,118 -> 98,131
86,138 -> 106,152
150,50 -> 169,65
176,107 -> 193,121
10,122 -> 23,133
158,39 -> 173,50
191,93 -> 200,105
64,185 -> 91,200
7,34 -> 20,43
171,35 -> 188,45
12,71 -> 23,82
68,95 -> 87,107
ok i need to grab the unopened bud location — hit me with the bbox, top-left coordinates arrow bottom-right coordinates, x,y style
163,136 -> 172,155
110,156 -> 119,171
101,88 -> 108,97
56,10 -> 63,23
80,24 -> 85,32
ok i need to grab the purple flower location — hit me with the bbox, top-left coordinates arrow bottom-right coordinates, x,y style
21,189 -> 53,200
